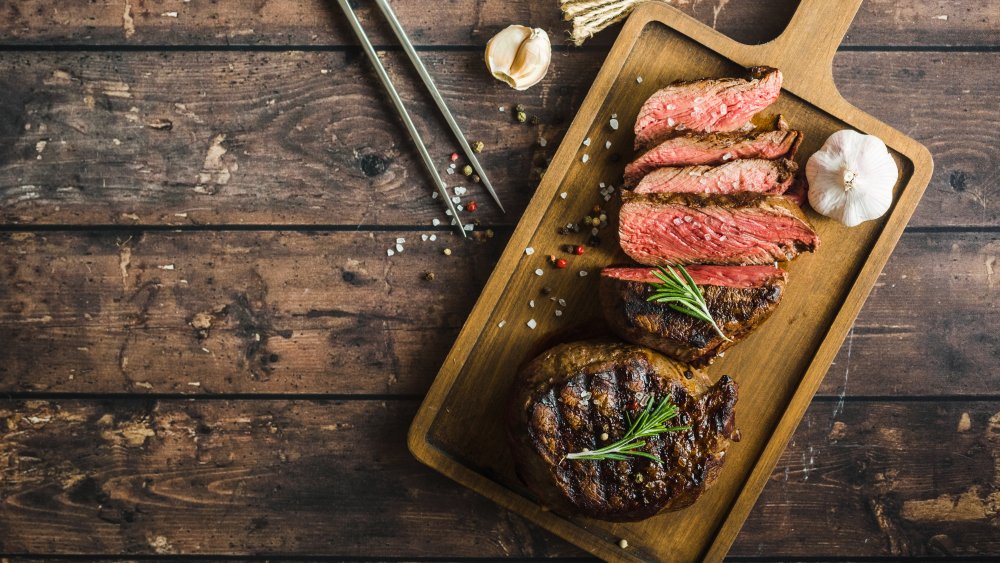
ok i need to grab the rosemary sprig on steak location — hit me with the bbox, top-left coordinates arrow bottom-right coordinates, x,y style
565,397 -> 689,463
647,265 -> 732,342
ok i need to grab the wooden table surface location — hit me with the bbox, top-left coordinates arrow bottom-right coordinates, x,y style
0,1 -> 997,560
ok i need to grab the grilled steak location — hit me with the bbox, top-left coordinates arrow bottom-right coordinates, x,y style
632,158 -> 798,196
507,340 -> 739,521
619,191 -> 819,265
634,67 -> 782,149
624,128 -> 802,188
600,266 -> 787,365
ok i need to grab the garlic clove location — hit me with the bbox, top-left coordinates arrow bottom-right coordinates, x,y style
485,25 -> 551,91
806,129 -> 898,228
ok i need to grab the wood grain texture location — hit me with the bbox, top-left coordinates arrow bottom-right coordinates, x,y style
0,51 -> 995,227
1,231 -> 995,396
0,0 -> 995,48
0,399 -> 996,558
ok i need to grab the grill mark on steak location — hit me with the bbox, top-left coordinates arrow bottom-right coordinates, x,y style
600,266 -> 787,366
634,67 -> 783,149
624,129 -> 802,187
508,341 -> 739,521
619,192 -> 819,265
631,158 -> 798,196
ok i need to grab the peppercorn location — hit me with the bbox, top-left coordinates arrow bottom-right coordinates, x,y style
514,104 -> 525,113
471,174 -> 481,184
557,227 -> 570,236
443,248 -> 452,256
529,115 -> 540,125
462,165 -> 473,176
485,229 -> 494,238
423,272 -> 436,281
541,286 -> 552,295
467,201 -> 478,212
516,111 -> 527,123
555,258 -> 567,269
472,140 -> 484,153
574,245 -> 585,255
450,152 -> 459,162
592,205 -> 602,214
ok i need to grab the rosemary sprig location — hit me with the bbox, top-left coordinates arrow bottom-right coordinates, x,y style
647,265 -> 732,342
565,397 -> 689,463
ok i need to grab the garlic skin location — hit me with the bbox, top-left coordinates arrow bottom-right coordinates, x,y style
485,25 -> 551,91
806,130 -> 898,227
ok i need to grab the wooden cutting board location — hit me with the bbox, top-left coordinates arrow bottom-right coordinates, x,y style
409,1 -> 933,561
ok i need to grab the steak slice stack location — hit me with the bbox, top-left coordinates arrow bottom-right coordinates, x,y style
634,66 -> 782,149
618,192 -> 819,266
633,158 -> 798,196
623,128 -> 802,188
507,340 -> 739,521
600,266 -> 787,366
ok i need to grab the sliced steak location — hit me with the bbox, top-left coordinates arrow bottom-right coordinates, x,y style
507,340 -> 739,521
618,192 -> 819,265
632,158 -> 798,196
600,266 -> 787,366
634,67 -> 782,149
623,128 -> 802,188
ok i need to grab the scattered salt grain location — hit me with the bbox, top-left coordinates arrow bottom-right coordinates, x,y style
529,300 -> 535,308
605,140 -> 612,149
600,182 -> 606,188
558,299 -> 567,307
396,237 -> 406,244
452,196 -> 461,204
591,228 -> 599,236
158,264 -> 175,270
429,234 -> 437,241
432,192 -> 439,198
667,117 -> 675,126
560,192 -> 567,199
555,310 -> 563,317
579,270 -> 588,277
525,247 -> 535,256
432,218 -> 441,226
609,118 -> 619,130
581,154 -> 590,163
684,216 -> 693,223
457,205 -> 463,211
636,76 -> 643,84
539,137 -> 548,147
464,224 -> 474,232
673,217 -> 683,225
934,14 -> 948,20
421,234 -> 429,241
387,249 -> 395,257
396,244 -> 404,252
612,113 -> 617,119
446,169 -> 454,175
445,209 -> 453,216
162,11 -> 178,17
499,105 -> 505,112
498,320 -> 507,328
454,186 -> 467,196
527,319 -> 537,329
535,269 -> 544,276
666,104 -> 676,110
722,152 -> 733,161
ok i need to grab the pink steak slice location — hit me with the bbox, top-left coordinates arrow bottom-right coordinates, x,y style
632,158 -> 798,196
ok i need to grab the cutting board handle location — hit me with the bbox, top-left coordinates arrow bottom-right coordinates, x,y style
756,0 -> 863,91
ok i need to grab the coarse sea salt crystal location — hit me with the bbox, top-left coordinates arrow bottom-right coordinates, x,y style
421,234 -> 429,241
446,169 -> 454,175
396,237 -> 405,244
636,76 -> 643,83
535,268 -> 544,276
526,319 -> 537,329
609,118 -> 619,130
457,205 -> 463,211
525,247 -> 535,255
600,182 -> 606,188
396,244 -> 404,252
558,299 -> 567,307
445,209 -> 453,216
666,104 -> 676,110
555,310 -> 563,317
432,192 -> 439,199
560,192 -> 567,199
583,137 -> 591,147
539,137 -> 547,147
452,196 -> 461,204
605,140 -> 611,149
579,270 -> 588,277
429,234 -> 437,241
722,152 -> 733,161
498,320 -> 506,328
432,218 -> 441,226
464,224 -> 474,231
673,217 -> 683,225
581,154 -> 589,163
499,106 -> 505,112
667,117 -> 675,126
529,300 -> 535,308
387,249 -> 395,256
454,187 -> 467,196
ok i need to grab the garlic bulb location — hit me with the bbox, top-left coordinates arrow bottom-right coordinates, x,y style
806,130 -> 898,227
485,25 -> 551,91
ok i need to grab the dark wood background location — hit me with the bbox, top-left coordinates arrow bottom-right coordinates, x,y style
0,0 -> 997,560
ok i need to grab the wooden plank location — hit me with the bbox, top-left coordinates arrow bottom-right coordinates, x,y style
0,398 -> 996,557
0,0 -> 994,48
0,51 -> 995,227
1,231 -> 995,396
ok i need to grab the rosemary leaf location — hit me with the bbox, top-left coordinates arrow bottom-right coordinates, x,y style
647,265 -> 732,342
564,397 -> 689,463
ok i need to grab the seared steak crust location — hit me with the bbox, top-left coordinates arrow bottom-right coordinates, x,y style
600,267 -> 787,366
507,340 -> 739,521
